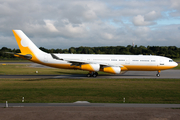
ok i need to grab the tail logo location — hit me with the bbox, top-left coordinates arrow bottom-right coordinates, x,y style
21,39 -> 29,47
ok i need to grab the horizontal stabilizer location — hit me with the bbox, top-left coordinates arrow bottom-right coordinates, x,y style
5,52 -> 32,60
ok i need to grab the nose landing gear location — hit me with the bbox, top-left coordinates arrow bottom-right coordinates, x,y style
156,70 -> 161,77
87,72 -> 98,77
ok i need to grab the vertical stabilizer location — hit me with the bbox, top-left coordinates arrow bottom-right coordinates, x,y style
12,30 -> 44,55
12,30 -> 46,62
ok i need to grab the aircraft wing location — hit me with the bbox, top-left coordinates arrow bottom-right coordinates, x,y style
50,53 -> 123,67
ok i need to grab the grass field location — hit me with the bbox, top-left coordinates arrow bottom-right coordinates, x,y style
0,64 -> 110,75
0,64 -> 86,75
0,59 -> 29,62
174,64 -> 180,69
0,78 -> 180,103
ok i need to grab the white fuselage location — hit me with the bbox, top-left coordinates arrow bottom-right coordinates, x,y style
35,53 -> 178,72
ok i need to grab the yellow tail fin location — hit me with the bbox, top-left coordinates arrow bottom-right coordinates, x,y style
12,30 -> 45,62
12,30 -> 44,55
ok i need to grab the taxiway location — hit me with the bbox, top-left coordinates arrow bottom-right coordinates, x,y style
0,69 -> 179,79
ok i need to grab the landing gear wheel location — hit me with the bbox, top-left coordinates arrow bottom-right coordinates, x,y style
93,72 -> 98,77
94,72 -> 98,76
87,74 -> 91,77
93,74 -> 97,77
156,73 -> 160,77
156,71 -> 161,77
87,72 -> 98,77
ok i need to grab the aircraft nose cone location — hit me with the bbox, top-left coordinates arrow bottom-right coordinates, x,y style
174,62 -> 178,67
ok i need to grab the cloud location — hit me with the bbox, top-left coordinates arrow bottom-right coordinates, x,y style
170,0 -> 180,9
144,11 -> 160,21
133,15 -> 155,26
168,0 -> 180,17
0,0 -> 180,49
135,27 -> 151,38
44,20 -> 58,32
132,10 -> 160,26
101,32 -> 114,40
56,19 -> 88,38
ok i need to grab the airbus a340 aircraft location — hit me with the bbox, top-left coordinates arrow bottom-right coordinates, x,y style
8,30 -> 178,77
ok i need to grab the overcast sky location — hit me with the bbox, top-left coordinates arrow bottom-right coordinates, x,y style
1,0 -> 180,49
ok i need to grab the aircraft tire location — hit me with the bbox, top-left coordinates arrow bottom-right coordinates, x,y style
87,74 -> 91,77
156,74 -> 160,77
95,72 -> 98,76
93,74 -> 97,77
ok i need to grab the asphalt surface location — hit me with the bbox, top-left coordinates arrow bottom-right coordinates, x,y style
0,69 -> 179,79
1,103 -> 180,108
1,107 -> 180,120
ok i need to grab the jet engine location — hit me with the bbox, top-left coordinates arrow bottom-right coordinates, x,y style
81,64 -> 100,71
103,66 -> 121,74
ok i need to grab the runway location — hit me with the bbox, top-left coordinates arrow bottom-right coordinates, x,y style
0,69 -> 179,79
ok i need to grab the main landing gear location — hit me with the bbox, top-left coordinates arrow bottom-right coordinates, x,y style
87,72 -> 98,77
156,70 -> 161,77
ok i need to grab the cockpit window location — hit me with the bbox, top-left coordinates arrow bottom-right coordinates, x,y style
169,60 -> 173,62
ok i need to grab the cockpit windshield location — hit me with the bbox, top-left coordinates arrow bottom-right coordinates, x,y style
169,60 -> 173,62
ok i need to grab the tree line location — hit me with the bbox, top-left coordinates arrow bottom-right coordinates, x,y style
0,45 -> 180,59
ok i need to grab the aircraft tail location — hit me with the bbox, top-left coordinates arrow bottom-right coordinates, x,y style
12,30 -> 45,61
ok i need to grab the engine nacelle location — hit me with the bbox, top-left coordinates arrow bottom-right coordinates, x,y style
103,66 -> 121,74
81,64 -> 100,71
